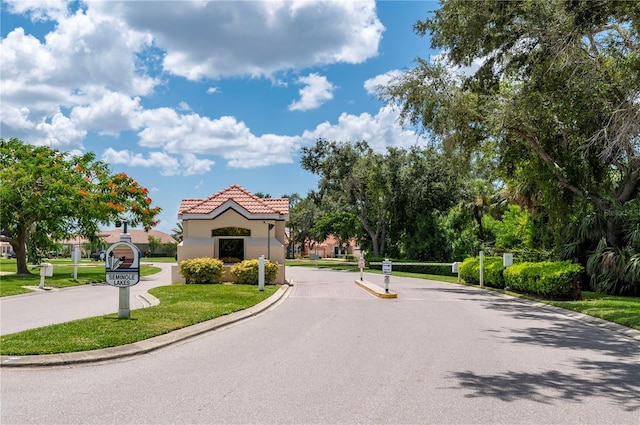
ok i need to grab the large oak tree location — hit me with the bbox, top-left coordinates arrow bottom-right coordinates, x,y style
380,0 -> 639,293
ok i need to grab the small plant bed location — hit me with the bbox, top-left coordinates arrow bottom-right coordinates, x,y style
0,284 -> 278,355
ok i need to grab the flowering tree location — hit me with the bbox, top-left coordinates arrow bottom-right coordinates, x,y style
0,138 -> 161,275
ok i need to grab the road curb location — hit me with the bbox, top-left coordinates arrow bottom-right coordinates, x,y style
354,279 -> 397,298
1,284 -> 291,368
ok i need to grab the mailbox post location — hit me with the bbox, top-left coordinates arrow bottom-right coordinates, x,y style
38,263 -> 53,289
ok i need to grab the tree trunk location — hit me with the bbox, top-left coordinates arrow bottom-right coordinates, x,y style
12,233 -> 31,276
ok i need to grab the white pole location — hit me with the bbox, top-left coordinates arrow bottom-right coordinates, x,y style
479,251 -> 484,287
118,287 -> 130,319
258,255 -> 265,291
39,268 -> 45,290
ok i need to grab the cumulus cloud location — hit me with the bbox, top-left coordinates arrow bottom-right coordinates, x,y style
0,5 -> 156,149
288,73 -> 336,111
364,70 -> 404,96
206,87 -> 219,95
135,112 -> 300,169
93,0 -> 384,80
101,148 -> 215,176
301,105 -> 422,152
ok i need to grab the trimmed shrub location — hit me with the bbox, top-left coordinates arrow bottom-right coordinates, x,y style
504,261 -> 583,300
230,259 -> 279,285
179,257 -> 224,284
459,257 -> 480,284
458,256 -> 505,288
365,257 -> 456,276
219,257 -> 242,264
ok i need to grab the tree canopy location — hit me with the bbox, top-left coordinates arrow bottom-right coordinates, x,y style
378,0 -> 639,294
0,138 -> 162,275
300,139 -> 461,260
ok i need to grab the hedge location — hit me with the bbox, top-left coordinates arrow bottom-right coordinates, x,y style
366,257 -> 456,276
179,257 -> 224,284
503,261 -> 582,300
458,256 -> 505,288
230,259 -> 279,285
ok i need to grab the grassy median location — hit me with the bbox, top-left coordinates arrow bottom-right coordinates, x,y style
0,283 -> 278,355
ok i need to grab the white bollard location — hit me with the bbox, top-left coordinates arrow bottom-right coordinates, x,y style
258,255 -> 265,291
479,251 -> 484,287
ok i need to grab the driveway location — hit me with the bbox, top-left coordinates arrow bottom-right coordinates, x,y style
1,267 -> 638,424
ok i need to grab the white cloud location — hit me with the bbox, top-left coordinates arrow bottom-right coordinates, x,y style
431,52 -> 486,78
206,87 -> 219,95
364,70 -> 404,96
177,101 -> 191,111
288,73 -> 336,111
0,5 -> 157,149
302,105 -> 422,152
94,0 -> 384,80
182,154 -> 215,176
135,112 -> 300,169
3,0 -> 71,22
101,148 -> 181,176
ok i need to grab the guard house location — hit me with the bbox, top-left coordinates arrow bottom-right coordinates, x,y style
172,185 -> 289,284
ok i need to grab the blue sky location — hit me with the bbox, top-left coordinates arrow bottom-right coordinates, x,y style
1,1 -> 441,235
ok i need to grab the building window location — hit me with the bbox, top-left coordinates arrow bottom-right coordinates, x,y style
212,227 -> 251,237
219,238 -> 244,260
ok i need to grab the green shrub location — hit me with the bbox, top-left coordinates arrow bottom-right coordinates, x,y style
230,259 -> 279,285
459,257 -> 480,284
179,257 -> 224,284
219,257 -> 242,264
365,257 -> 456,276
459,256 -> 505,288
504,261 -> 582,300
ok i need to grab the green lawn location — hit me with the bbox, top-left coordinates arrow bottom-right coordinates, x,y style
0,283 -> 278,355
0,259 -> 161,297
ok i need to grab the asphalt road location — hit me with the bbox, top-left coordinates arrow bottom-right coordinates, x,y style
1,267 -> 639,424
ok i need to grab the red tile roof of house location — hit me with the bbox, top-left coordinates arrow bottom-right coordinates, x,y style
178,184 -> 289,216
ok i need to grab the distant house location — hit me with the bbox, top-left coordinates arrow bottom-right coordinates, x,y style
173,184 -> 289,284
59,229 -> 177,257
97,229 -> 177,256
296,235 -> 361,259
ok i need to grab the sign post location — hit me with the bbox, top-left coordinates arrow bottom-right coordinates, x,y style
105,228 -> 140,319
382,259 -> 392,293
358,256 -> 365,281
71,245 -> 81,280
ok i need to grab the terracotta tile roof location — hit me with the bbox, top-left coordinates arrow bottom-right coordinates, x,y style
178,184 -> 289,216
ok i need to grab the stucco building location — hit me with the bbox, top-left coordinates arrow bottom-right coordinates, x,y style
172,185 -> 289,284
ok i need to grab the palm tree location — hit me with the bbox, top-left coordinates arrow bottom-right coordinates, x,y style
171,222 -> 183,243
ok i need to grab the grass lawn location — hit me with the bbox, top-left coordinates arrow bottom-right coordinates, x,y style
287,260 -> 640,331
0,283 -> 278,355
545,292 -> 640,331
0,259 -> 161,297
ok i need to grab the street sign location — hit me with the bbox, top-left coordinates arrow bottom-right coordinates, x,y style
382,260 -> 392,275
358,257 -> 365,269
105,241 -> 140,287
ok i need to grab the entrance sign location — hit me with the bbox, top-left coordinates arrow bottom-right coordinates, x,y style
105,241 -> 140,287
